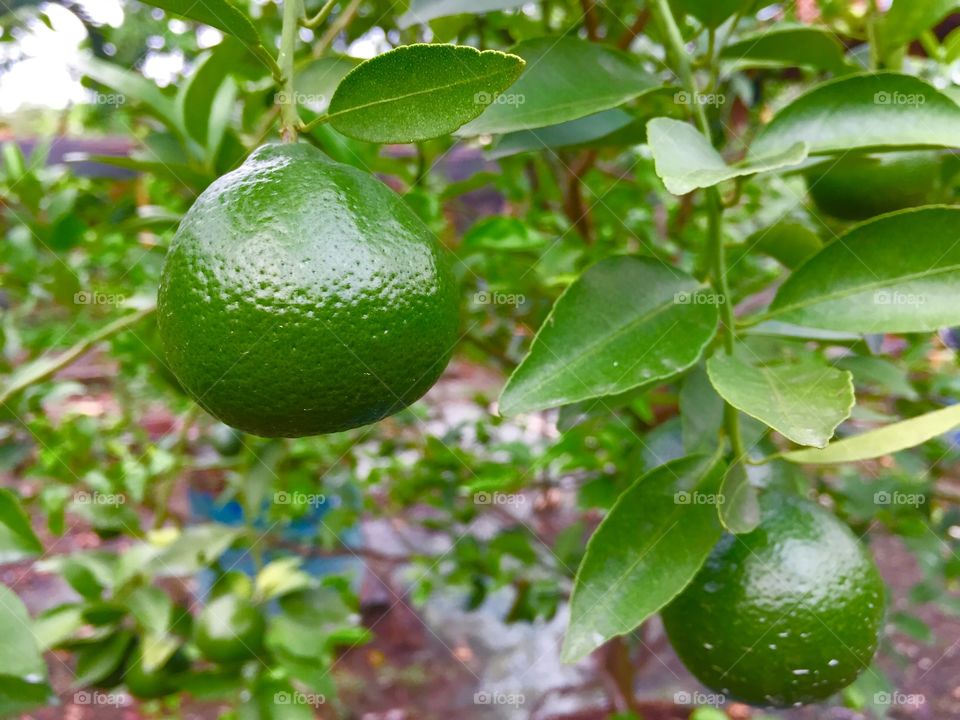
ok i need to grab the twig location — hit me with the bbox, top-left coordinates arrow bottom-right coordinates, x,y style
617,10 -> 650,50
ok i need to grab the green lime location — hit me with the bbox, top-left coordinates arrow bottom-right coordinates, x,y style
194,595 -> 265,664
662,493 -> 884,708
806,151 -> 941,221
123,648 -> 188,700
157,143 -> 459,437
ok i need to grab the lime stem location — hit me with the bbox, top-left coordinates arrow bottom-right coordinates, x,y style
278,0 -> 304,142
651,0 -> 746,461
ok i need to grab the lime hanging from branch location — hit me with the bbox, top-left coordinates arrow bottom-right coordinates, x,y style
157,143 -> 459,437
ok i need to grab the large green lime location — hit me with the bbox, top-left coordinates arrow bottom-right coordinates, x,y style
662,493 -> 884,708
806,151 -> 941,221
194,595 -> 265,664
158,143 -> 459,437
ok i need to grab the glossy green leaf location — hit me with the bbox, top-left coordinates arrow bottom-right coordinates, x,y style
876,0 -> 958,58
0,489 -> 42,563
328,44 -> 524,143
749,73 -> 960,159
562,455 -> 725,663
721,26 -> 851,73
718,461 -> 759,534
648,117 -> 807,194
747,221 -> 822,269
457,37 -> 658,136
134,0 -> 261,46
784,403 -> 960,464
768,207 -> 960,333
398,0 -> 527,27
679,365 -> 724,454
489,109 -> 635,158
707,354 -> 854,447
499,256 -> 719,416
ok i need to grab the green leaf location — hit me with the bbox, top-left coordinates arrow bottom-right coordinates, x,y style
679,365 -> 724,454
127,585 -> 174,634
707,354 -> 854,447
0,489 -> 42,562
648,117 -> 807,194
295,55 -> 361,114
876,0 -> 958,58
180,40 -> 247,146
562,455 -> 725,663
134,0 -> 262,46
255,557 -> 316,602
457,37 -> 658,136
74,630 -> 133,687
33,605 -> 85,651
749,73 -> 960,158
768,207 -> 960,333
0,585 -> 50,715
398,0 -> 527,27
327,44 -> 524,143
721,25 -> 851,73
784,403 -> 960,464
746,221 -> 822,269
718,461 -> 759,534
489,109 -> 636,159
499,256 -> 719,416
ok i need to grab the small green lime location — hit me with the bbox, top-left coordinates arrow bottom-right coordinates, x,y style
194,595 -> 265,664
662,493 -> 884,708
123,648 -> 188,699
157,143 -> 459,437
806,151 -> 941,221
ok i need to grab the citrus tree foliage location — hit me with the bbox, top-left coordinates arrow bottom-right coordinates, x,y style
0,0 -> 959,716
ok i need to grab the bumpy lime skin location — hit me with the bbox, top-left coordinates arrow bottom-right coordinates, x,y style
806,151 -> 941,221
158,143 -> 459,437
662,493 -> 885,708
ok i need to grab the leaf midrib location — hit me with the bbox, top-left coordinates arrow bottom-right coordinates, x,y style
771,262 -> 960,318
329,65 -> 516,122
508,293 -> 696,407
